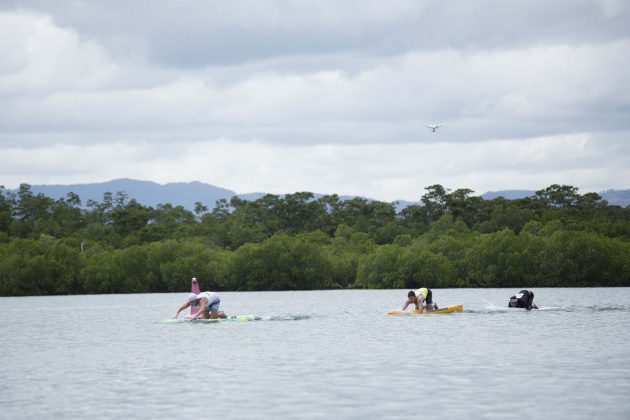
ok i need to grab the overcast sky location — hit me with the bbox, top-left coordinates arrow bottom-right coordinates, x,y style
1,0 -> 629,201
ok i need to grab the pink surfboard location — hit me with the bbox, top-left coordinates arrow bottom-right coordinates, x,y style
190,277 -> 201,316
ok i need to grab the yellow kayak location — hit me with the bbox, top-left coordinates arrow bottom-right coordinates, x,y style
387,304 -> 463,315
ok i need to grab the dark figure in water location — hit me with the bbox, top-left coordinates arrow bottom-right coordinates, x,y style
508,290 -> 539,310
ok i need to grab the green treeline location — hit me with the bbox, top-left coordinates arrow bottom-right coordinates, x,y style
1,183 -> 629,296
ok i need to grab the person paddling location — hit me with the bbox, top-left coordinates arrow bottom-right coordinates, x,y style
402,288 -> 438,313
173,291 -> 227,320
508,290 -> 539,310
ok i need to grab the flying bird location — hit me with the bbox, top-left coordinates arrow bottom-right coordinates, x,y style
427,124 -> 442,132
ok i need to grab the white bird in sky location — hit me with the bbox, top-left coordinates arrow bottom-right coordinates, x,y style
427,124 -> 442,132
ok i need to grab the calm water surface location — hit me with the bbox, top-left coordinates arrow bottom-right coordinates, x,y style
1,288 -> 629,419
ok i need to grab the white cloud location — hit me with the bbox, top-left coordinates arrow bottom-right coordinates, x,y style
0,4 -> 628,198
0,11 -> 118,95
2,133 -> 628,201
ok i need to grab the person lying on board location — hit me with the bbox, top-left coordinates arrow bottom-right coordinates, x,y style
508,290 -> 539,310
173,291 -> 227,320
402,288 -> 438,313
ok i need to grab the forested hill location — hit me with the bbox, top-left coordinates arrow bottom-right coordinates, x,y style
12,179 -> 630,210
0,183 -> 629,296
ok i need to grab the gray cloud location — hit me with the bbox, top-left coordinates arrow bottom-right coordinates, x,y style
2,1 -> 629,68
1,32 -> 628,144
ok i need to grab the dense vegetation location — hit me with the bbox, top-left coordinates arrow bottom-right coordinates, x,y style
1,183 -> 628,296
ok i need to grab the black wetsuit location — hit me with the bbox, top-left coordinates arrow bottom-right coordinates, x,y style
509,290 -> 534,309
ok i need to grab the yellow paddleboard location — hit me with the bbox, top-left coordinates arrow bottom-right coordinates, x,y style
387,304 -> 463,315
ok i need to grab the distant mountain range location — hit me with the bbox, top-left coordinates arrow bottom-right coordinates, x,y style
7,179 -> 630,210
20,179 -> 238,210
481,190 -> 539,200
481,189 -> 630,207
